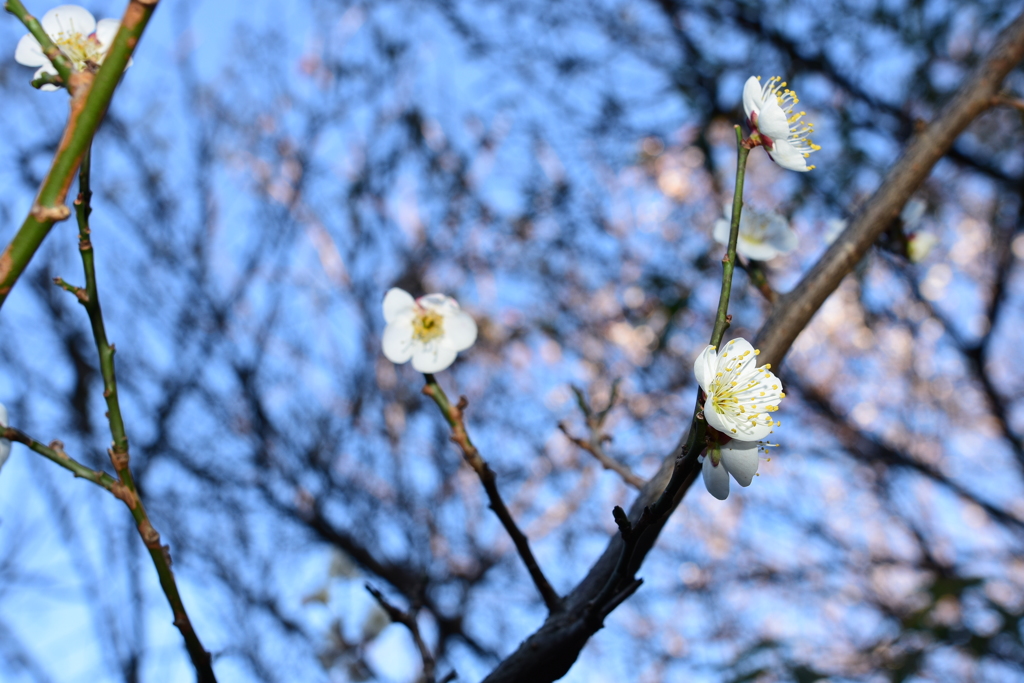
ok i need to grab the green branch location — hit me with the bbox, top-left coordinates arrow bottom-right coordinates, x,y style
0,0 -> 160,310
709,126 -> 750,348
61,144 -> 217,682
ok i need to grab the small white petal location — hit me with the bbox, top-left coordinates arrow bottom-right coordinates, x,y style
693,345 -> 717,393
712,217 -> 731,247
721,441 -> 759,487
756,99 -> 790,141
412,345 -> 458,373
702,455 -> 730,500
94,19 -> 120,49
0,403 -> 8,428
767,140 -> 811,172
741,76 -> 763,120
442,309 -> 477,352
736,233 -> 782,261
14,34 -> 47,67
41,5 -> 96,37
382,288 -> 415,323
381,314 -> 415,364
703,395 -> 739,435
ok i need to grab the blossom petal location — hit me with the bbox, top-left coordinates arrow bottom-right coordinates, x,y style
14,34 -> 47,67
0,403 -> 8,428
721,442 -> 759,487
766,140 -> 811,172
742,76 -> 763,120
736,234 -> 783,261
42,5 -> 96,37
702,455 -> 730,500
95,19 -> 120,49
381,315 -> 415,364
756,99 -> 790,141
382,287 -> 415,323
712,218 -> 731,247
767,213 -> 799,253
411,345 -> 458,373
442,309 -> 477,352
704,396 -> 739,435
693,345 -> 717,393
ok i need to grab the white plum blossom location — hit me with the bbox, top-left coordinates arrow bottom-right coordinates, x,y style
381,288 -> 477,373
14,5 -> 129,91
699,439 -> 774,501
713,203 -> 798,261
742,75 -> 820,172
694,338 -> 784,441
0,404 -> 11,473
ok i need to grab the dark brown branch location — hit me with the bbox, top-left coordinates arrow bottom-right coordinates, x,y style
422,375 -> 561,612
755,9 -> 1024,368
482,10 -> 1024,682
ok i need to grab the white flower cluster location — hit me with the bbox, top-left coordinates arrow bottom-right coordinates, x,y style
694,338 -> 784,500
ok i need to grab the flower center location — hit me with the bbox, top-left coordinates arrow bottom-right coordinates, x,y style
412,308 -> 444,342
54,31 -> 105,70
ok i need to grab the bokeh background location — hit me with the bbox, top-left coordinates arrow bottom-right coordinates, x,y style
2,0 -> 1024,681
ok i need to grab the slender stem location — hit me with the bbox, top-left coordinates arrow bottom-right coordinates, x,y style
422,374 -> 561,612
589,129 -> 750,615
709,126 -> 750,348
365,584 -> 444,683
66,147 -> 217,682
2,427 -> 119,490
4,0 -> 75,84
0,0 -> 160,309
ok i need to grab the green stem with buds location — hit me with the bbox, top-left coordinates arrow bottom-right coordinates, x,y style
0,0 -> 160,309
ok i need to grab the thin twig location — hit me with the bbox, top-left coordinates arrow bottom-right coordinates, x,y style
2,428 -> 118,491
50,144 -> 217,682
422,374 -> 561,612
365,584 -> 454,683
993,94 -> 1024,112
559,383 -> 644,489
559,423 -> 644,489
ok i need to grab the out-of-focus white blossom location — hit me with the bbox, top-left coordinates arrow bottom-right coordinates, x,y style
713,204 -> 798,261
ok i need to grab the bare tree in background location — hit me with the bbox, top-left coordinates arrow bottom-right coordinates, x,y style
3,1 -> 1024,682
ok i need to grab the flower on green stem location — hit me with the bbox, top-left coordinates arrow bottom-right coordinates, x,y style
382,287 -> 477,373
713,203 -> 798,261
0,403 -> 11,473
694,338 -> 784,441
742,75 -> 820,172
699,439 -> 775,500
14,5 -> 130,91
